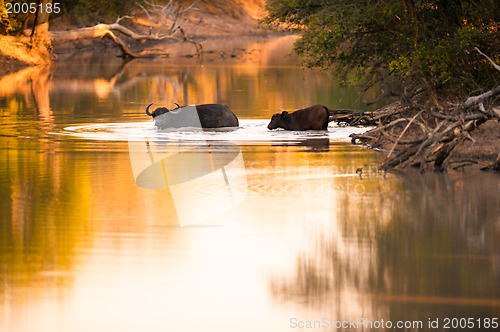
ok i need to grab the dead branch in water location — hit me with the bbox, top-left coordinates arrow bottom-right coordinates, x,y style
328,102 -> 407,126
350,48 -> 500,172
328,108 -> 377,126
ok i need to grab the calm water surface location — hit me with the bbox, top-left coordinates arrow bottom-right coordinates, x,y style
1,37 -> 499,332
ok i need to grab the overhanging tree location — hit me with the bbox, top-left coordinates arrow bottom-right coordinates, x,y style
265,0 -> 500,100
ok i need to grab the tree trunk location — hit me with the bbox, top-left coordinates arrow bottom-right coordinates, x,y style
493,153 -> 500,171
30,0 -> 53,61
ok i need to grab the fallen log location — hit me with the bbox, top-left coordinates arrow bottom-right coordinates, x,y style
47,1 -> 203,58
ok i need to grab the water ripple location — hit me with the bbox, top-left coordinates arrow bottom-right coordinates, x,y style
53,119 -> 370,143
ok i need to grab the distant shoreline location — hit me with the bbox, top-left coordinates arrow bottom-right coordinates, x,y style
1,0 -> 273,72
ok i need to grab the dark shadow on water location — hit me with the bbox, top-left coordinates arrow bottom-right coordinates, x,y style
298,137 -> 330,152
270,137 -> 330,152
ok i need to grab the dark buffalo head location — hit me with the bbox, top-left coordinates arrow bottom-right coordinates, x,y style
146,103 -> 182,118
267,111 -> 289,130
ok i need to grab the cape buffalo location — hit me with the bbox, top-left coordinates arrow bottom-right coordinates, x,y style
146,103 -> 239,129
267,104 -> 331,131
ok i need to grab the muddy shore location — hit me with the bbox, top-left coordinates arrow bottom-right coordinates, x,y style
0,0 -> 268,69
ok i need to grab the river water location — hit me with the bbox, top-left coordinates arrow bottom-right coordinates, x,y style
1,36 -> 499,332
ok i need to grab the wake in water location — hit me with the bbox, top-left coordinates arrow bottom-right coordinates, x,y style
58,119 -> 370,143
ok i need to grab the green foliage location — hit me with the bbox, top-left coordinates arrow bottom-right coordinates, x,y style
265,0 -> 500,97
73,0 -> 136,21
0,0 -> 27,34
0,0 -> 11,34
0,0 -> 137,34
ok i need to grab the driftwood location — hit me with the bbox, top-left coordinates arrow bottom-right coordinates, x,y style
328,109 -> 377,126
349,48 -> 500,172
328,98 -> 409,127
48,0 -> 204,58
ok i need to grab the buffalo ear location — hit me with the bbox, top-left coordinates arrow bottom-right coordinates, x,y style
281,111 -> 288,118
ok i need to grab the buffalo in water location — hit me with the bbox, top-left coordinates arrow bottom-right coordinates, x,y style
146,103 -> 239,129
267,104 -> 332,131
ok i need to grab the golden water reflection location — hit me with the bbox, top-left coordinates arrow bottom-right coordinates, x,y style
0,138 -> 381,331
1,136 -> 500,331
1,37 -> 499,332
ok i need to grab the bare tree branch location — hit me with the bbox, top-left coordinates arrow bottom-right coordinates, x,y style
475,47 -> 500,71
464,48 -> 500,107
48,0 -> 204,58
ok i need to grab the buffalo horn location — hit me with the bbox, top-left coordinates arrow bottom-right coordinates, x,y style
146,103 -> 154,116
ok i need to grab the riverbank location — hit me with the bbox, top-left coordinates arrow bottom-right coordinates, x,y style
0,35 -> 51,73
0,0 -> 269,69
350,102 -> 500,170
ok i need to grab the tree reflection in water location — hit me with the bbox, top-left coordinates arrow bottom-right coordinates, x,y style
271,170 -> 500,323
